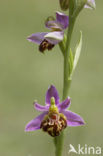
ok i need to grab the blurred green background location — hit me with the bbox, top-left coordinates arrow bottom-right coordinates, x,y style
0,0 -> 103,155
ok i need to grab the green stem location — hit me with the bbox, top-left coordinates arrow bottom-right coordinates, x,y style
54,132 -> 64,156
54,12 -> 76,156
54,1 -> 86,155
63,16 -> 76,99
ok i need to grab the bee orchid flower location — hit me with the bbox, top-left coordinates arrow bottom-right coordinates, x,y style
25,85 -> 85,137
27,12 -> 69,53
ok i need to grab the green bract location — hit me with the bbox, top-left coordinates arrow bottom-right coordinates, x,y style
73,31 -> 82,72
68,31 -> 82,79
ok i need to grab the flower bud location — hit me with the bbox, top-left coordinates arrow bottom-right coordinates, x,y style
59,0 -> 69,11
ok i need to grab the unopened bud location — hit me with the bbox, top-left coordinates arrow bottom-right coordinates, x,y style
59,0 -> 69,11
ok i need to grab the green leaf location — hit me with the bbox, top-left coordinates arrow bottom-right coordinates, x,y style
73,31 -> 82,71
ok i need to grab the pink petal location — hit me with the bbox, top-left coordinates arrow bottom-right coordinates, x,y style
45,20 -> 62,31
34,102 -> 49,112
27,32 -> 48,44
62,110 -> 85,127
45,85 -> 60,105
45,31 -> 64,45
58,97 -> 71,111
25,112 -> 48,131
56,11 -> 69,29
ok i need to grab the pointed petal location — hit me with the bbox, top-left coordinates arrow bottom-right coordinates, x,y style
56,11 -> 69,29
45,85 -> 60,105
62,110 -> 85,127
27,32 -> 48,44
34,101 -> 49,112
25,112 -> 48,131
45,20 -> 63,31
45,31 -> 64,44
58,97 -> 71,111
85,0 -> 96,9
